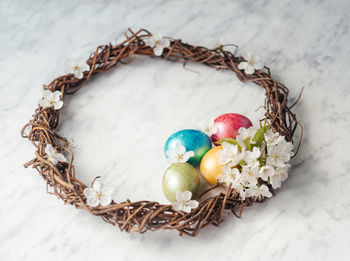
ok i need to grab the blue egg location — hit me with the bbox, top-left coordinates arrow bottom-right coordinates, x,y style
164,129 -> 212,166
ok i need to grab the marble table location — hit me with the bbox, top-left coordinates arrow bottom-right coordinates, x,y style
1,0 -> 349,260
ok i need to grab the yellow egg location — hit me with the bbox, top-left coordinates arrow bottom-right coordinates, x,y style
200,146 -> 224,185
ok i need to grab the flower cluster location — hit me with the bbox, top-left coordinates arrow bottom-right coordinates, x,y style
216,126 -> 293,201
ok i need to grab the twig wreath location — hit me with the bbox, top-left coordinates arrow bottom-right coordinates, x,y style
21,28 -> 303,236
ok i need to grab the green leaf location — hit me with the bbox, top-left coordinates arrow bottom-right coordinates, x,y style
216,138 -> 242,150
253,125 -> 270,147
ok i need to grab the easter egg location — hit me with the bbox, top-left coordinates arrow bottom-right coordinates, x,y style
164,129 -> 212,166
211,113 -> 252,143
162,162 -> 200,202
200,146 -> 224,185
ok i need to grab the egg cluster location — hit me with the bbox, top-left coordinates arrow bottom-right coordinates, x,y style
162,113 -> 294,210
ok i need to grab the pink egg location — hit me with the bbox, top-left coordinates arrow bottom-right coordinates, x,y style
211,113 -> 252,143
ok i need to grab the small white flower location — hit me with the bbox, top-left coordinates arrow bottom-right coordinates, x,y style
198,119 -> 217,136
236,126 -> 258,148
167,144 -> 194,164
279,140 -> 294,156
45,144 -> 67,164
39,90 -> 63,110
217,165 -> 240,186
238,52 -> 263,75
259,165 -> 275,181
270,165 -> 290,189
64,57 -> 90,79
172,191 -> 199,213
83,179 -> 114,207
217,142 -> 244,166
144,34 -> 170,56
245,183 -> 272,201
241,164 -> 260,184
244,146 -> 261,166
266,145 -> 291,167
264,129 -> 285,148
234,184 -> 247,201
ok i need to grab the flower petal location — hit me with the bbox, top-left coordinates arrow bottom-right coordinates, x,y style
43,90 -> 53,99
99,195 -> 112,206
45,144 -> 54,156
53,100 -> 63,110
160,38 -> 170,48
74,70 -> 84,79
175,191 -> 183,202
182,190 -> 192,201
153,45 -> 164,56
52,90 -> 62,100
144,37 -> 155,48
79,61 -> 90,72
83,188 -> 95,198
245,64 -> 255,74
182,206 -> 191,213
93,181 -> 102,193
187,200 -> 199,209
172,202 -> 181,211
238,61 -> 247,70
183,151 -> 194,161
49,157 -> 58,165
39,98 -> 50,108
87,196 -> 99,207
54,152 -> 67,163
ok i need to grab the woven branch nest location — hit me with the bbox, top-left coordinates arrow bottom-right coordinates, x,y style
21,28 -> 302,237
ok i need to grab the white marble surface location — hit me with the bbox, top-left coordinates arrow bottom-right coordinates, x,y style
1,0 -> 350,260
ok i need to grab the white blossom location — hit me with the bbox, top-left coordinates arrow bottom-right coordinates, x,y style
245,183 -> 272,201
45,144 -> 66,164
236,126 -> 258,148
64,57 -> 90,79
83,179 -> 114,207
198,119 -> 217,136
269,165 -> 290,189
217,165 -> 240,186
172,191 -> 199,213
259,165 -> 275,181
266,145 -> 292,167
244,146 -> 261,167
238,52 -> 264,74
39,90 -> 63,110
167,144 -> 194,164
144,34 -> 170,56
217,142 -> 244,166
241,164 -> 260,184
264,129 -> 285,147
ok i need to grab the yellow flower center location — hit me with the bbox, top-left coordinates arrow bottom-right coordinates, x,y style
73,65 -> 79,71
273,154 -> 279,160
177,155 -> 183,161
49,99 -> 54,105
97,192 -> 102,199
154,40 -> 160,45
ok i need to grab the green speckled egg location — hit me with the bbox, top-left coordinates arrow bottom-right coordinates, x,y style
162,163 -> 200,202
